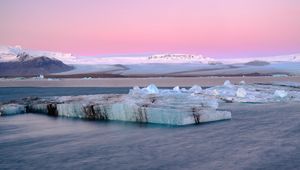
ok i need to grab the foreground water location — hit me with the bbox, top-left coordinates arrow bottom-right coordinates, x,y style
1,88 -> 300,169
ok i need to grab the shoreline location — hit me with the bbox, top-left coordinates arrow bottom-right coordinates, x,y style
1,76 -> 300,87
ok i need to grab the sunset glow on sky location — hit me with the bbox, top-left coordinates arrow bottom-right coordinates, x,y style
0,0 -> 299,58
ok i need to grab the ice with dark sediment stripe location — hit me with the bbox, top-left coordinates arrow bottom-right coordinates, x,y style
25,91 -> 230,125
0,84 -> 231,125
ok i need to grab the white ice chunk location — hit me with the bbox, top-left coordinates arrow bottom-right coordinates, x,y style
236,88 -> 247,98
128,86 -> 142,95
181,88 -> 188,92
189,85 -> 202,93
223,80 -> 234,88
145,84 -> 159,94
173,86 -> 181,92
239,80 -> 246,85
212,89 -> 219,96
133,86 -> 140,91
274,90 -> 288,98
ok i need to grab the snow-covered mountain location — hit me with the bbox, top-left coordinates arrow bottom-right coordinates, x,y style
0,46 -> 77,64
147,54 -> 219,64
73,53 -> 220,65
0,46 -> 73,76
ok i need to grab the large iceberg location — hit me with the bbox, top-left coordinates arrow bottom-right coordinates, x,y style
0,86 -> 231,125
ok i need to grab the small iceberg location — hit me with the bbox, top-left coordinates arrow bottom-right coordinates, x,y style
223,80 -> 234,88
173,86 -> 181,92
145,84 -> 159,94
189,85 -> 202,93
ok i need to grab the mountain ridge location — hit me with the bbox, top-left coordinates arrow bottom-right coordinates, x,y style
0,46 -> 73,76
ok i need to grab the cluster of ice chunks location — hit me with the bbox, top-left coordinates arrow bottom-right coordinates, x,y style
125,85 -> 228,125
206,80 -> 300,103
130,81 -> 300,104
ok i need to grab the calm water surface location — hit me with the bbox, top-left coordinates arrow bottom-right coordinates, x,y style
0,88 -> 300,170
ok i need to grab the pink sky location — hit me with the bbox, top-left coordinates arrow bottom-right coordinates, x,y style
0,0 -> 299,58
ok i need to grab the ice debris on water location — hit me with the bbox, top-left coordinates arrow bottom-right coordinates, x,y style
204,80 -> 300,103
1,80 -> 300,125
181,88 -> 188,92
145,84 -> 159,94
223,80 -> 234,88
129,84 -> 159,95
173,86 -> 181,92
189,85 -> 202,93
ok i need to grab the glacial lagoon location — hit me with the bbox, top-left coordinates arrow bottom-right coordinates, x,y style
1,86 -> 300,169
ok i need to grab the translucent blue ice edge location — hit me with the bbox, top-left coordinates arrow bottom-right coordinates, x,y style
0,90 -> 231,126
0,102 -> 231,126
